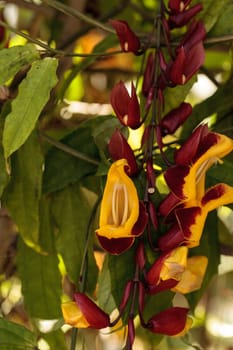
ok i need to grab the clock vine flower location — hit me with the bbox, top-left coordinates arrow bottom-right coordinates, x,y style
96,159 -> 148,254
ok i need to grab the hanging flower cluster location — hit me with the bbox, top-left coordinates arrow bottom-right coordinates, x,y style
62,0 -> 233,348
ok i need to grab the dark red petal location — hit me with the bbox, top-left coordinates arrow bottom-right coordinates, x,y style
142,52 -> 156,96
127,82 -> 141,129
201,184 -> 226,206
74,292 -> 110,329
180,20 -> 206,52
147,278 -> 178,294
175,206 -> 202,239
147,307 -> 189,335
169,46 -> 186,85
132,201 -> 148,236
97,235 -> 135,255
183,41 -> 205,82
108,129 -> 138,175
160,102 -> 192,134
158,192 -> 181,219
194,131 -> 219,161
168,4 -> 203,28
174,124 -> 209,165
158,223 -> 184,251
164,165 -> 190,199
146,250 -> 172,285
136,241 -> 146,270
110,81 -> 130,124
109,19 -> 140,53
168,0 -> 192,12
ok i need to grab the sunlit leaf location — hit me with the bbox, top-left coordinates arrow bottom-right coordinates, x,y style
17,197 -> 62,319
52,184 -> 98,292
3,57 -> 58,158
42,329 -> 67,350
198,0 -> 231,32
209,4 -> 233,36
0,318 -> 37,349
97,255 -> 116,313
0,44 -> 39,85
3,130 -> 43,247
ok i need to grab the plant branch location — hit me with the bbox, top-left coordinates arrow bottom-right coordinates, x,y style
42,0 -> 115,34
40,132 -> 100,166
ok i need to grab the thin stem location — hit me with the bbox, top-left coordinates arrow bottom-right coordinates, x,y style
40,132 -> 100,166
42,0 -> 115,34
70,328 -> 78,350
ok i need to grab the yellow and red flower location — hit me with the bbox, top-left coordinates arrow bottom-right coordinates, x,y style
96,159 -> 148,254
62,292 -> 110,329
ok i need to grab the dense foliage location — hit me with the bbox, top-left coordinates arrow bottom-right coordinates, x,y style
0,0 -> 233,349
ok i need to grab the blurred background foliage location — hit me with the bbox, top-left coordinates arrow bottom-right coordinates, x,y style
0,0 -> 233,349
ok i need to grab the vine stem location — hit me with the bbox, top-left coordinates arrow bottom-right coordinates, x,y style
40,132 -> 100,166
70,196 -> 102,350
42,0 -> 115,34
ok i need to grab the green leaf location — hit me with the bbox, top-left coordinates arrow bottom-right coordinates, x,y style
43,115 -> 118,193
209,4 -> 233,36
163,76 -> 196,114
207,158 -> 233,187
0,44 -> 40,85
17,197 -> 62,319
3,130 -> 43,248
108,248 -> 136,310
198,0 -> 231,32
0,318 -> 37,349
52,184 -> 98,292
97,255 -> 116,314
3,57 -> 58,158
42,329 -> 67,350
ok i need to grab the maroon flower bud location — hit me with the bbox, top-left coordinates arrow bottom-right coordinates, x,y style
73,292 -> 110,329
109,19 -> 140,54
127,318 -> 135,347
169,42 -> 205,85
160,102 -> 192,134
142,52 -> 155,97
110,81 -> 141,129
168,0 -> 192,12
119,280 -> 133,312
136,241 -> 146,270
146,307 -> 189,335
148,201 -> 158,230
178,20 -> 206,53
108,129 -> 138,175
168,4 -> 203,29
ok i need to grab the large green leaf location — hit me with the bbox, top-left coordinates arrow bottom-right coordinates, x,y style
17,197 -> 62,319
3,130 -> 43,247
43,115 -> 118,193
209,4 -> 233,36
207,158 -> 233,187
0,44 -> 39,85
3,57 -> 58,158
198,0 -> 231,32
0,318 -> 37,349
52,184 -> 98,292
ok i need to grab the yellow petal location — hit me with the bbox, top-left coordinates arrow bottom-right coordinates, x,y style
62,301 -> 90,328
97,159 -> 139,239
172,256 -> 208,294
160,246 -> 188,282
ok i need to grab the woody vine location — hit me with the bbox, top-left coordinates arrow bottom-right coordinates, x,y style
0,1 -> 233,350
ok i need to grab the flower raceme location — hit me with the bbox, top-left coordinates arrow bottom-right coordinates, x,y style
96,159 -> 148,254
62,292 -> 110,329
158,125 -> 233,250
